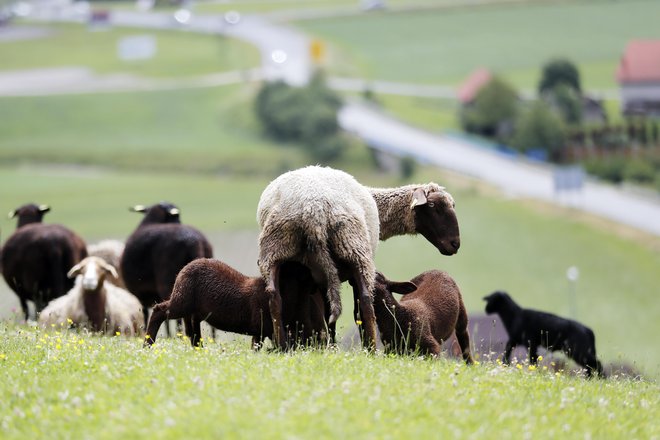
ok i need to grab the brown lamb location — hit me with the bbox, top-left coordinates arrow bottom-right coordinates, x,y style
145,258 -> 328,348
372,269 -> 473,363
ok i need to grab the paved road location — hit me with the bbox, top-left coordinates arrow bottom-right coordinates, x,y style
10,6 -> 660,237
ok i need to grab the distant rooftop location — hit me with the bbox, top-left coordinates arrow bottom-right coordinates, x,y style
457,68 -> 492,103
616,40 -> 660,83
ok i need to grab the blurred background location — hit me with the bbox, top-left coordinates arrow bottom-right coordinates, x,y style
1,0 -> 659,377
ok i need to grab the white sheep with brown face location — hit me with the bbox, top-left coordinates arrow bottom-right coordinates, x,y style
256,165 -> 461,349
38,256 -> 144,336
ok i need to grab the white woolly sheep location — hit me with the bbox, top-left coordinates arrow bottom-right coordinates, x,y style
39,256 -> 144,336
87,239 -> 125,287
257,165 -> 460,349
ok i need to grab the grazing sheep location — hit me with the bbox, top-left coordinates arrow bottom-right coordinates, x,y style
120,202 -> 213,326
87,239 -> 125,287
257,165 -> 460,349
38,256 -> 144,335
1,203 -> 87,320
145,259 -> 327,348
483,291 -> 603,377
372,270 -> 473,363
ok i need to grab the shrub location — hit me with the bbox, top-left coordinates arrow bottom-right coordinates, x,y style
544,83 -> 583,125
623,158 -> 656,184
583,156 -> 627,183
254,71 -> 348,163
510,100 -> 566,161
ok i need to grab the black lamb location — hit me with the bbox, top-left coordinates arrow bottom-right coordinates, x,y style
483,290 -> 603,377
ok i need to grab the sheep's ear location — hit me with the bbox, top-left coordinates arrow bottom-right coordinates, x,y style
410,187 -> 428,209
168,207 -> 180,216
388,281 -> 417,295
38,205 -> 50,213
130,205 -> 147,213
8,210 -> 16,219
98,259 -> 119,280
67,261 -> 85,279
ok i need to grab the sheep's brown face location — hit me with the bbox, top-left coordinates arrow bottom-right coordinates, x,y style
413,191 -> 460,256
9,203 -> 50,228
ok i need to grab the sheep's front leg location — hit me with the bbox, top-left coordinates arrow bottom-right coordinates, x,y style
266,264 -> 287,350
529,344 -> 539,365
503,340 -> 514,365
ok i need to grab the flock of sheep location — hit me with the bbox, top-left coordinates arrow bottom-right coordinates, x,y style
0,165 -> 603,377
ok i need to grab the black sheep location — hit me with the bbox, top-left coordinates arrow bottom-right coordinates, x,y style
483,290 -> 603,377
1,203 -> 87,320
120,202 -> 213,326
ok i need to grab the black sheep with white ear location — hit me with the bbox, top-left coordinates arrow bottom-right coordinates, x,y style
120,202 -> 213,327
1,203 -> 87,319
483,290 -> 603,377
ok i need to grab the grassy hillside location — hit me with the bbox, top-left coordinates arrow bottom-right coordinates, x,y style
296,0 -> 660,89
0,23 -> 259,77
0,325 -> 657,439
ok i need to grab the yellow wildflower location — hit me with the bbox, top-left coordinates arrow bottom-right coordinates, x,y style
67,318 -> 73,325
115,331 -> 121,336
537,355 -> 543,362
516,364 -> 523,370
355,320 -> 362,325
0,353 -> 6,360
528,365 -> 537,371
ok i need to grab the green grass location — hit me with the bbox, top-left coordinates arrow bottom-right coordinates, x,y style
1,22 -> 259,78
0,85 -> 320,174
296,0 -> 660,89
0,325 -> 657,439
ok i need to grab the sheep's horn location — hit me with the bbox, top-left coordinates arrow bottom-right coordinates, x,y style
38,204 -> 50,213
130,205 -> 147,213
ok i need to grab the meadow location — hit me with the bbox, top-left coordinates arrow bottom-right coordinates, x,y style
1,2 -> 659,437
1,324 -> 658,439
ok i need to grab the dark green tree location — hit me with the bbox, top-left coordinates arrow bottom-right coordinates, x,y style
511,100 -> 566,161
538,58 -> 581,94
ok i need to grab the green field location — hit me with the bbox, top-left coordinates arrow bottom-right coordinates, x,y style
1,3 -> 659,437
0,326 -> 658,439
0,23 -> 259,78
296,0 -> 660,89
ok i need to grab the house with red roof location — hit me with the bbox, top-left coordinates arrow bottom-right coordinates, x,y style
616,40 -> 660,116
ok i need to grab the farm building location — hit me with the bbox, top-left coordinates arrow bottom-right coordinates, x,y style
617,40 -> 660,116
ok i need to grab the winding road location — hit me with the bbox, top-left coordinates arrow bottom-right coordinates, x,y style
7,5 -> 660,237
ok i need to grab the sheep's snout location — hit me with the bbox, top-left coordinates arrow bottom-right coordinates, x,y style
82,266 -> 101,291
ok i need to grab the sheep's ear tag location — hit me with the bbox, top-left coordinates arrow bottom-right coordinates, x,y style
38,204 -> 50,213
410,188 -> 428,209
131,205 -> 146,213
